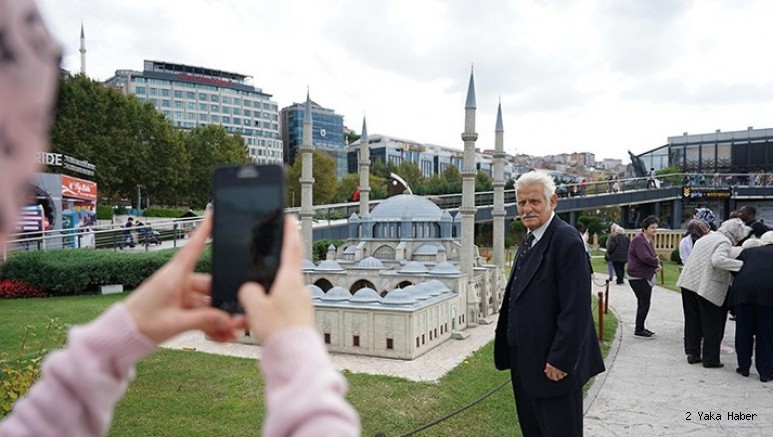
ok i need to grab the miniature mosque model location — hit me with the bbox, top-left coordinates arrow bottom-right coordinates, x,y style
241,70 -> 509,360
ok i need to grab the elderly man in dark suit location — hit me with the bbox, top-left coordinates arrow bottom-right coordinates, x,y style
494,171 -> 605,436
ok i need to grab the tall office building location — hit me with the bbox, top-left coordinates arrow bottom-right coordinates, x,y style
281,99 -> 345,172
105,60 -> 283,163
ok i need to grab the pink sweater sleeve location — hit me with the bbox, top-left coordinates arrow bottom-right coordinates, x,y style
260,327 -> 361,437
0,304 -> 157,437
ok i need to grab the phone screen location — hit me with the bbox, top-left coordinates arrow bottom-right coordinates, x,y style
212,169 -> 284,313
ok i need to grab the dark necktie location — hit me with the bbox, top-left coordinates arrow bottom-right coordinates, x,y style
515,232 -> 535,271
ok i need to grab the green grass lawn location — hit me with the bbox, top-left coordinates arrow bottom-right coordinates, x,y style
1,290 -> 617,436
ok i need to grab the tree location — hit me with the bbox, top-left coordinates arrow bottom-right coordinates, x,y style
442,165 -> 463,193
395,161 -> 424,193
333,173 -> 361,204
344,130 -> 360,145
475,171 -> 493,192
286,150 -> 338,206
183,125 -> 250,208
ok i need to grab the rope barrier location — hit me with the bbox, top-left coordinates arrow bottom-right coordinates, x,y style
390,378 -> 512,437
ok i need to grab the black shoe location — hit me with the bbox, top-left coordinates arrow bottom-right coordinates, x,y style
616,281 -> 625,284
634,330 -> 654,339
736,368 -> 749,377
703,362 -> 724,369
643,329 -> 656,336
687,355 -> 702,364
761,375 -> 772,383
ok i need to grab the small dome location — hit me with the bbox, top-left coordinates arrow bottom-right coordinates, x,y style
399,261 -> 429,274
351,287 -> 381,303
382,288 -> 418,305
343,245 -> 357,254
357,256 -> 385,269
453,213 -> 462,222
441,211 -> 453,221
409,283 -> 432,300
348,212 -> 360,222
306,284 -> 325,299
425,279 -> 451,295
437,246 -> 447,253
430,261 -> 460,275
370,194 -> 443,220
413,244 -> 440,256
322,286 -> 351,302
316,260 -> 345,271
302,259 -> 316,271
327,244 -> 336,251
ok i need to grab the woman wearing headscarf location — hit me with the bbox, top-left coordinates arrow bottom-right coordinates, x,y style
606,224 -> 629,284
679,219 -> 710,265
731,231 -> 773,382
676,218 -> 751,368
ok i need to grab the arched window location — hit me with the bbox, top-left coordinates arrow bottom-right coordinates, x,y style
350,279 -> 376,293
314,278 -> 334,292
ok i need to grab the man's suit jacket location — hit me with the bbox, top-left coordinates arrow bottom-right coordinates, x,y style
494,215 -> 605,398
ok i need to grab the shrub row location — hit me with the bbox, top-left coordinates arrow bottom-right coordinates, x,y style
142,207 -> 197,218
0,247 -> 212,296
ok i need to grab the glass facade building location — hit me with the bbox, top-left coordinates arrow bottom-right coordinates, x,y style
637,127 -> 773,174
105,60 -> 283,164
280,101 -> 345,166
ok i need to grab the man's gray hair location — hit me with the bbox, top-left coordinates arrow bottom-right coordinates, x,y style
515,171 -> 556,203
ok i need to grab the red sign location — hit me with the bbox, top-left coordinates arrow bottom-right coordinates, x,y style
62,175 -> 98,201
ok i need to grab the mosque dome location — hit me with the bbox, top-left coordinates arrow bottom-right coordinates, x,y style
399,261 -> 429,274
302,259 -> 316,271
351,288 -> 382,303
306,284 -> 325,300
322,286 -> 351,302
409,283 -> 432,300
413,244 -> 440,256
370,194 -> 443,220
316,259 -> 346,272
357,256 -> 385,269
430,261 -> 460,275
382,288 -> 418,305
425,279 -> 451,295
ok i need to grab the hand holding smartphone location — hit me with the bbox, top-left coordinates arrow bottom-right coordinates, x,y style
211,164 -> 285,313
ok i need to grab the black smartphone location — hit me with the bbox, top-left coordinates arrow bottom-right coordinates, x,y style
211,164 -> 285,313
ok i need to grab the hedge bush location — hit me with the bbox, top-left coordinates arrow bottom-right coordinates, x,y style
0,247 -> 212,296
96,205 -> 113,220
142,207 -> 196,218
312,239 -> 344,263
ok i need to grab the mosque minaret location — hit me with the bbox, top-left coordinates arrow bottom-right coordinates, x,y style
79,23 -> 86,75
299,91 -> 314,257
460,68 -> 478,279
358,116 -> 370,216
493,100 -> 506,271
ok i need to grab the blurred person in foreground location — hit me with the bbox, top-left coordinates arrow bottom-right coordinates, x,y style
495,171 -> 604,437
731,231 -> 773,382
676,218 -> 750,368
0,1 -> 359,435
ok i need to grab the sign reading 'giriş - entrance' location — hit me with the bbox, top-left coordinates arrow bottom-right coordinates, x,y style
682,186 -> 732,200
37,152 -> 96,177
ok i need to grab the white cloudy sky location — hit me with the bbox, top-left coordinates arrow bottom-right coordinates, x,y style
37,0 -> 773,161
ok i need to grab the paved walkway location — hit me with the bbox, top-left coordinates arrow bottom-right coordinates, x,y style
585,281 -> 772,436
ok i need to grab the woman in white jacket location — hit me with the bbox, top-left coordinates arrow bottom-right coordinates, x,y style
676,218 -> 751,368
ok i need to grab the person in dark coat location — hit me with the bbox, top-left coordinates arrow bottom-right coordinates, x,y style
732,231 -> 773,382
738,206 -> 770,239
606,224 -> 630,284
626,216 -> 662,339
494,171 -> 604,437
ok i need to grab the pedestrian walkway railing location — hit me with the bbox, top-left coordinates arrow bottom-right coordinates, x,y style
2,216 -> 204,261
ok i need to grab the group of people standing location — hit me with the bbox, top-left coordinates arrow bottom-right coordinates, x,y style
677,205 -> 773,380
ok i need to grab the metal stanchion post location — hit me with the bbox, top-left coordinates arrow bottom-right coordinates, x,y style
597,291 -> 604,341
604,280 -> 610,314
173,223 -> 178,248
